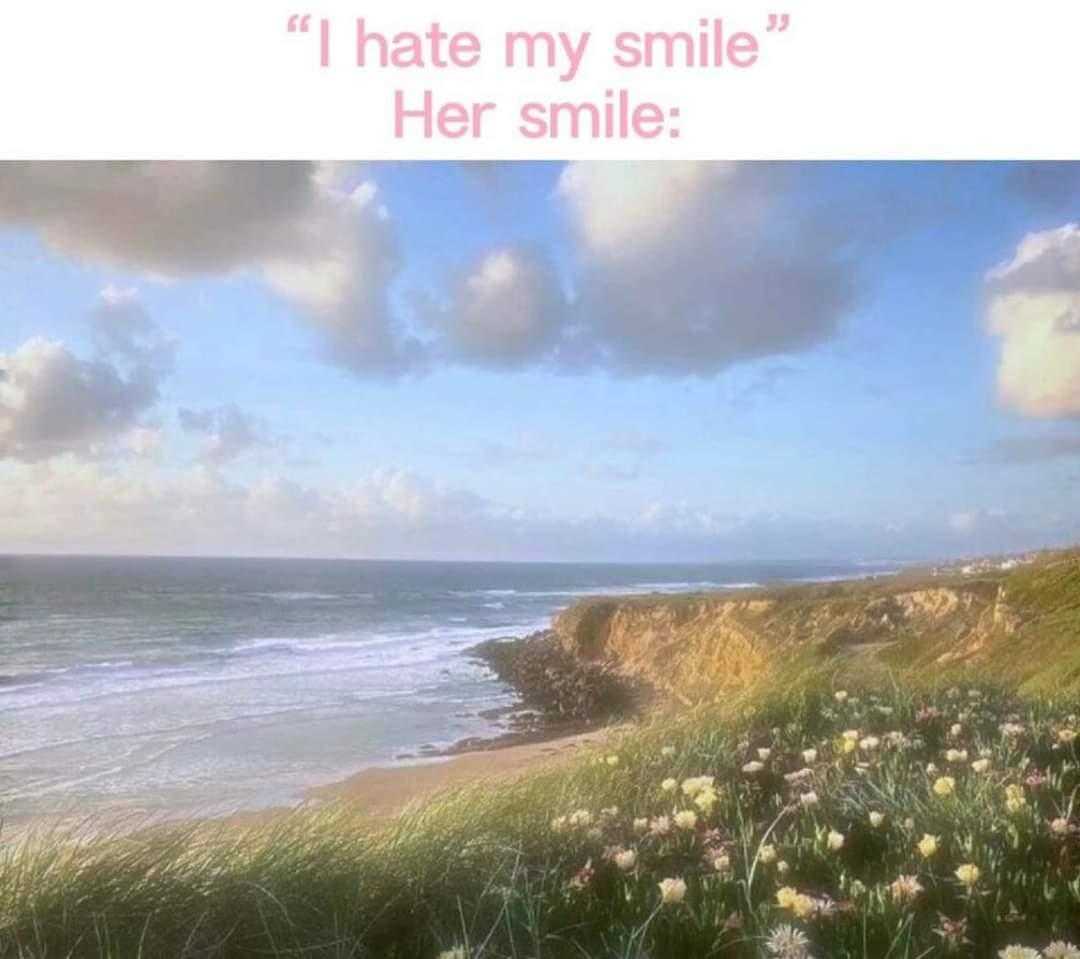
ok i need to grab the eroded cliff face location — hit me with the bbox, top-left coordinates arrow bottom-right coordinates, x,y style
553,573 -> 1026,702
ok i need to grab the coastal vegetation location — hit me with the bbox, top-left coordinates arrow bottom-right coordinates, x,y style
4,552 -> 1080,957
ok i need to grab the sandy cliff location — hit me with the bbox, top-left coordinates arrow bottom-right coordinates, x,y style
554,551 -> 1080,700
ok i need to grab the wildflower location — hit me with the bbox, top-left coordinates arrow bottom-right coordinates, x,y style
869,811 -> 885,828
694,786 -> 719,814
661,777 -> 678,793
799,790 -> 819,808
759,843 -> 777,864
790,894 -> 817,920
971,758 -> 991,773
758,747 -> 773,760
1005,784 -> 1028,814
1001,722 -> 1025,737
632,817 -> 649,834
661,745 -> 677,757
765,923 -> 812,958
437,947 -> 468,959
889,874 -> 924,904
917,833 -> 939,858
681,775 -> 715,797
802,748 -> 818,763
775,886 -> 800,910
657,877 -> 687,905
711,852 -> 732,875
606,754 -> 619,766
933,776 -> 956,798
1050,816 -> 1072,837
600,806 -> 618,818
613,848 -> 637,871
1060,729 -> 1079,745
568,859 -> 594,890
777,859 -> 790,876
1043,943 -> 1080,959
903,817 -> 916,831
834,690 -> 848,703
742,760 -> 765,774
859,735 -> 880,751
650,815 -> 672,837
551,815 -> 568,832
784,768 -> 813,784
674,809 -> 698,831
934,916 -> 969,951
849,879 -> 867,898
950,723 -> 964,738
954,863 -> 980,887
998,948 -> 1039,959
842,729 -> 860,742
944,748 -> 968,763
826,829 -> 845,851
926,762 -> 939,776
568,809 -> 593,828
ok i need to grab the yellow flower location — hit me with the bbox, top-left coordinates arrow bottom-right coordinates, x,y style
693,786 -> 719,814
613,848 -> 637,871
1059,729 -> 1078,745
791,894 -> 817,919
674,809 -> 698,831
660,778 -> 677,793
841,738 -> 857,754
775,886 -> 799,909
932,776 -> 956,798
758,843 -> 777,864
954,863 -> 980,887
605,755 -> 619,766
971,758 -> 991,773
917,833 -> 939,858
1005,784 -> 1027,814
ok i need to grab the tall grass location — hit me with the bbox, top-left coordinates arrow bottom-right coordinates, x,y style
3,668 -> 1080,957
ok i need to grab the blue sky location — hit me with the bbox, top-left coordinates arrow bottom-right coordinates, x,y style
1,161 -> 1079,561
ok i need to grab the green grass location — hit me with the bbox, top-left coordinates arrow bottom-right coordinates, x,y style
4,666 -> 1080,958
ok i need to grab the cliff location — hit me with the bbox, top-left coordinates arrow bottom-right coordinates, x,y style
553,549 -> 1080,701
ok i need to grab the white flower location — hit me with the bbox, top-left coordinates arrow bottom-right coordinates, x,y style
1043,943 -> 1080,959
660,745 -> 677,757
757,747 -> 772,760
658,876 -> 687,905
842,729 -> 860,742
950,723 -> 964,738
799,790 -> 819,808
632,817 -> 649,834
869,811 -> 885,828
742,760 -> 765,774
826,829 -> 845,851
776,859 -> 790,875
1050,817 -> 1072,836
971,758 -> 991,773
834,690 -> 848,702
437,948 -> 468,959
997,948 -> 1039,959
661,777 -> 678,793
801,748 -> 818,763
859,736 -> 880,751
649,815 -> 672,837
613,848 -> 637,871
551,815 -> 568,832
758,843 -> 777,864
711,852 -> 732,875
889,874 -> 924,904
765,923 -> 812,958
944,748 -> 968,763
568,809 -> 592,828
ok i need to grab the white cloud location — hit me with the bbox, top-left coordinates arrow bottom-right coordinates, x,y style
0,163 -> 415,376
0,289 -> 174,461
554,162 -> 857,374
432,247 -> 565,367
986,224 -> 1080,417
178,404 -> 277,466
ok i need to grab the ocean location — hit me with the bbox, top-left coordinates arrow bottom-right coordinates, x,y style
0,555 -> 886,822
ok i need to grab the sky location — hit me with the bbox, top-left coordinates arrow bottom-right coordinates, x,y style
1,160 -> 1080,563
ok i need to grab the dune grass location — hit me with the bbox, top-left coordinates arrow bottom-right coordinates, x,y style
3,663 -> 1080,958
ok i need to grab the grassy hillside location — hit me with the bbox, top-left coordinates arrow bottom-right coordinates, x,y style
5,555 -> 1080,957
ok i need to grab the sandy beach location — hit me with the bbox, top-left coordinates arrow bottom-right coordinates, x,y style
303,726 -> 613,819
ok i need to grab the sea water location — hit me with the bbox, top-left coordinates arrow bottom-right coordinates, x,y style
0,555 -> 888,821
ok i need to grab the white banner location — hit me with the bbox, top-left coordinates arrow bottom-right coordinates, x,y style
2,0 -> 1078,158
